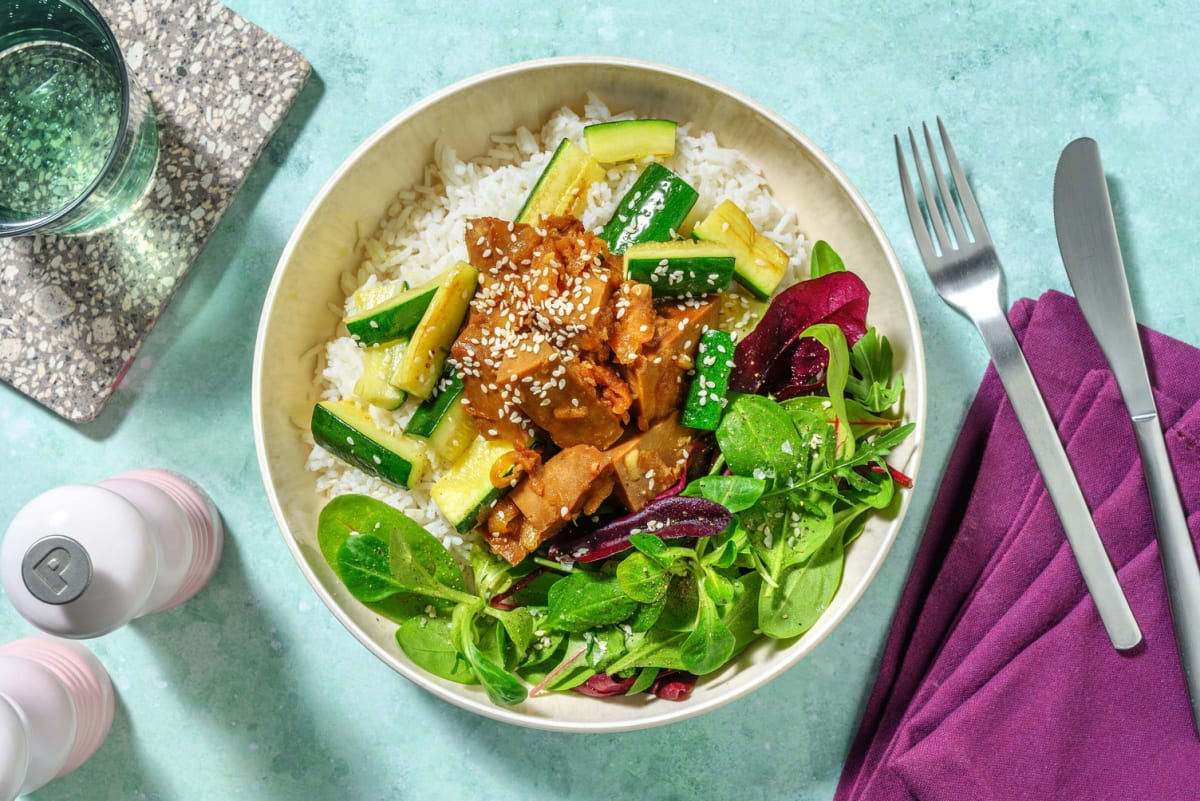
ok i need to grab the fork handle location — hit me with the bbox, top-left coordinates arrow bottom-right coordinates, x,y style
975,309 -> 1143,650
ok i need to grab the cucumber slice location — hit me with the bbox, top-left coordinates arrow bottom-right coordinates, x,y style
311,400 -> 430,489
431,436 -> 518,534
354,341 -> 408,410
406,372 -> 464,437
692,199 -> 790,299
623,240 -> 735,297
584,119 -> 677,163
345,283 -> 438,345
391,261 -> 478,399
600,163 -> 698,255
406,373 -> 476,462
350,279 -> 409,315
681,329 -> 736,431
516,138 -> 606,225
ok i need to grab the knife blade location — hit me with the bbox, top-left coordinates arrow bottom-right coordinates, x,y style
1054,137 -> 1200,734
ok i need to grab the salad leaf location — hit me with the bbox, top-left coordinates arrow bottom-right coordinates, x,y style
758,534 -> 845,639
395,614 -> 475,684
730,269 -> 869,396
452,604 -> 527,706
337,535 -> 403,602
808,239 -> 847,278
792,323 -> 854,456
545,570 -> 639,633
682,474 -> 766,513
714,394 -> 808,482
846,327 -> 904,413
548,495 -> 732,564
680,579 -> 736,675
616,552 -> 672,604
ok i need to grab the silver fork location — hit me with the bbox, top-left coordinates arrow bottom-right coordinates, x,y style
895,119 -> 1142,651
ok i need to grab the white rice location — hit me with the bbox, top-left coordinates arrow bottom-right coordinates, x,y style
305,93 -> 808,558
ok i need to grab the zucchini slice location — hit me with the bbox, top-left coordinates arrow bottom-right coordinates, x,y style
353,341 -> 408,410
344,283 -> 438,346
431,436 -> 518,534
681,329 -> 736,431
584,119 -> 677,163
406,372 -> 476,462
692,199 -> 790,299
516,138 -> 606,225
310,400 -> 430,489
600,163 -> 698,254
390,261 -> 478,399
623,240 -> 735,297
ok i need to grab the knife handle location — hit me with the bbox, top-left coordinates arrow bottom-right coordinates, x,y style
1132,416 -> 1200,728
975,310 -> 1142,650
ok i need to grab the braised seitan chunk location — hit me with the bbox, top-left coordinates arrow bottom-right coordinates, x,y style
605,413 -> 696,512
624,297 -> 722,429
484,445 -> 614,565
495,339 -> 627,449
453,214 -> 631,448
610,280 -> 656,365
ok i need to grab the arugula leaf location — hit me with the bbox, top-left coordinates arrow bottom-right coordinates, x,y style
808,239 -> 846,278
846,328 -> 904,413
545,570 -> 640,633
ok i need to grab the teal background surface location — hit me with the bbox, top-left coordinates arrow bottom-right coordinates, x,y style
3,1 -> 1199,798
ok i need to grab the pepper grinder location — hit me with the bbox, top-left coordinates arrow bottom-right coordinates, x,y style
0,637 -> 115,801
0,469 -> 224,638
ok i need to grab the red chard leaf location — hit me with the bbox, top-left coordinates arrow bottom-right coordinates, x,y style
731,271 -> 870,396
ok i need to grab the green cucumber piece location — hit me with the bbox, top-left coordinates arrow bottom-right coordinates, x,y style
600,162 -> 698,254
431,436 -> 518,533
406,373 -> 476,463
584,119 -> 677,163
311,400 -> 430,489
353,341 -> 408,410
623,240 -> 735,297
350,279 -> 409,314
406,372 -> 464,437
344,283 -> 438,345
692,199 -> 790,299
391,261 -> 478,399
516,138 -> 606,225
681,329 -> 736,431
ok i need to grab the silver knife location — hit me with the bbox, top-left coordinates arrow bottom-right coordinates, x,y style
1054,137 -> 1200,734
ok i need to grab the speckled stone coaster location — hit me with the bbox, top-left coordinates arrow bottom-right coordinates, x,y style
0,0 -> 310,422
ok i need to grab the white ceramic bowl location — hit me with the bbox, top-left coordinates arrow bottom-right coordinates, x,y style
253,57 -> 926,732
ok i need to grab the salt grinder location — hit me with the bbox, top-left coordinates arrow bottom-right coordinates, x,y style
0,637 -> 115,801
1,469 -> 224,638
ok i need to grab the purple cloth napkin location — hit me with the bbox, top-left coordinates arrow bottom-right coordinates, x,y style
836,290 -> 1200,801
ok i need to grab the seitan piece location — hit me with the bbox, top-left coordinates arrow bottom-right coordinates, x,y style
604,412 -> 696,511
624,297 -> 722,429
484,445 -> 615,565
495,339 -> 626,449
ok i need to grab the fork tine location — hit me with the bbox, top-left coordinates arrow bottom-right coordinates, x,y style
923,122 -> 970,246
936,117 -> 988,241
894,134 -> 938,266
906,128 -> 952,255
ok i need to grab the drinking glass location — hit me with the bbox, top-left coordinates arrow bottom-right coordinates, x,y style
0,0 -> 159,237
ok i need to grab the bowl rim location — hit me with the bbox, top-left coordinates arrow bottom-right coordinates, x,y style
252,55 -> 927,732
